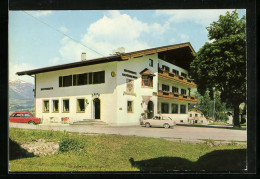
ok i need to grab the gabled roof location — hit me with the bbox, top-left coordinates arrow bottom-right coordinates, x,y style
17,42 -> 195,76
139,68 -> 156,76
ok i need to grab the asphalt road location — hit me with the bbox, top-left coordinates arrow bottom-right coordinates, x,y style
9,123 -> 247,143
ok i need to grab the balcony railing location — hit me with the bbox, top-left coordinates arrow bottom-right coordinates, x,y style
158,90 -> 198,103
158,68 -> 196,88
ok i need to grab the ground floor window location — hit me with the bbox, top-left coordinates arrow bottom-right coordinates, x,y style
180,104 -> 186,114
63,99 -> 70,112
127,101 -> 133,113
77,99 -> 85,112
43,100 -> 49,112
161,103 -> 169,114
53,100 -> 59,112
171,103 -> 178,114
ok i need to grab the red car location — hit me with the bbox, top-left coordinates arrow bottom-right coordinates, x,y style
9,112 -> 41,124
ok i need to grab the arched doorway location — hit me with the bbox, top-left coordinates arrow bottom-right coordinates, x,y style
147,101 -> 154,119
93,98 -> 100,119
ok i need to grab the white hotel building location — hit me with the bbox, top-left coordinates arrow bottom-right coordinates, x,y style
17,42 -> 198,126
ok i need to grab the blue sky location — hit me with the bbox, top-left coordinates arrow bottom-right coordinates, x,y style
9,9 -> 245,83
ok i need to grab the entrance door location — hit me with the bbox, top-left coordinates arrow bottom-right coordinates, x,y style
147,101 -> 154,119
93,98 -> 100,119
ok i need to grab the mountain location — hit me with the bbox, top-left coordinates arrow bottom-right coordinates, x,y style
9,79 -> 34,100
9,79 -> 35,113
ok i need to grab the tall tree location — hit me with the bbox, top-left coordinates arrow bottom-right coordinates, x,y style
190,10 -> 246,127
200,90 -> 212,118
214,91 -> 227,121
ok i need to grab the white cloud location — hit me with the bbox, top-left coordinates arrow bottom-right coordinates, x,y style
179,33 -> 189,42
49,57 -> 60,65
9,62 -> 36,83
58,10 -> 171,61
156,9 -> 235,26
59,26 -> 68,34
28,10 -> 53,17
169,38 -> 176,43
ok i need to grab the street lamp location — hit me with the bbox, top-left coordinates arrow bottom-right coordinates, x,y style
213,87 -> 215,121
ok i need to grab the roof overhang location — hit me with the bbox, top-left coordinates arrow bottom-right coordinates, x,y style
17,42 -> 195,76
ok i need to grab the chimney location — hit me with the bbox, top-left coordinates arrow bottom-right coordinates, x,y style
81,52 -> 86,61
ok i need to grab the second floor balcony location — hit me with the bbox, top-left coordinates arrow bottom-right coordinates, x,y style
158,68 -> 196,88
158,90 -> 198,103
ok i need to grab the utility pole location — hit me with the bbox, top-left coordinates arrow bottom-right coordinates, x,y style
213,87 -> 215,120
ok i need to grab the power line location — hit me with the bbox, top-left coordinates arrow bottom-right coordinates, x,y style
23,11 -> 105,57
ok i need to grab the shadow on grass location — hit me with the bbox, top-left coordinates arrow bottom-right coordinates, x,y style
129,149 -> 246,171
9,138 -> 35,160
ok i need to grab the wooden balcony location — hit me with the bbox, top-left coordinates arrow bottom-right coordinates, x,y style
158,90 -> 198,103
158,68 -> 196,88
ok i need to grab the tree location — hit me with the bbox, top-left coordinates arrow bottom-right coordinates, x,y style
190,10 -> 246,127
214,91 -> 227,121
200,90 -> 212,118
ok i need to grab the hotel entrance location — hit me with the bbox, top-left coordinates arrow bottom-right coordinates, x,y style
93,98 -> 100,119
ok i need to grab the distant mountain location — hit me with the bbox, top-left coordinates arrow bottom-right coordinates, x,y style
9,79 -> 34,100
9,79 -> 35,113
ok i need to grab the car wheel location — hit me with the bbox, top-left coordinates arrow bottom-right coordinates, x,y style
163,123 -> 170,129
145,122 -> 150,128
28,121 -> 35,125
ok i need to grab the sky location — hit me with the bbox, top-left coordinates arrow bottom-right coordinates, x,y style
9,9 -> 246,84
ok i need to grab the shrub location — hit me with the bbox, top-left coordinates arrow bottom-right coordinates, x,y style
59,135 -> 85,152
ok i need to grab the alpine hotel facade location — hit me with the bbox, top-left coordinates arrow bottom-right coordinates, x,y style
17,42 -> 198,126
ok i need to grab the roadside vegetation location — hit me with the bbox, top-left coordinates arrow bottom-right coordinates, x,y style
9,128 -> 246,172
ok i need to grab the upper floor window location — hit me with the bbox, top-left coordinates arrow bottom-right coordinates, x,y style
181,89 -> 187,95
162,65 -> 170,72
181,72 -> 187,78
142,75 -> 153,87
126,79 -> 134,93
162,84 -> 170,91
172,86 -> 179,93
172,69 -> 179,75
59,71 -> 105,87
195,113 -> 198,117
149,59 -> 153,67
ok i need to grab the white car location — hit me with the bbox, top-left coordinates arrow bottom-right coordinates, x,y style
143,116 -> 176,129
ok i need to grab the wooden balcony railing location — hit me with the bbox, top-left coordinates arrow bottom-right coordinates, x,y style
158,90 -> 198,103
158,68 -> 196,88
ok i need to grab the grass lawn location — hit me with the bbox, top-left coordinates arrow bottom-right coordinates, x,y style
9,128 -> 247,172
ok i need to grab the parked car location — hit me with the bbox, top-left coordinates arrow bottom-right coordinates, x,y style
9,112 -> 41,124
142,116 -> 176,129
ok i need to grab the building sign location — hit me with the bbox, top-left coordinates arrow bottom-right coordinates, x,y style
41,87 -> 53,91
122,73 -> 137,79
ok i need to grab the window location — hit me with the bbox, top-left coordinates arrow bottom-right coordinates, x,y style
201,114 -> 204,117
180,105 -> 186,114
77,99 -> 85,112
63,99 -> 70,112
162,84 -> 170,91
22,113 -> 31,117
63,75 -> 72,87
190,114 -> 192,117
142,75 -> 153,87
126,79 -> 134,93
180,120 -> 184,123
53,100 -> 59,112
73,73 -> 88,86
172,86 -> 179,93
127,101 -> 133,113
12,113 -> 21,117
181,89 -> 187,95
181,72 -> 187,78
162,65 -> 170,72
171,104 -> 178,114
88,72 -> 93,84
93,71 -> 105,84
161,103 -> 169,114
43,100 -> 49,112
195,113 -> 198,117
172,69 -> 179,75
149,59 -> 153,67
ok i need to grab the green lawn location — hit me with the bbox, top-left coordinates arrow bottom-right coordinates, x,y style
9,128 -> 247,172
